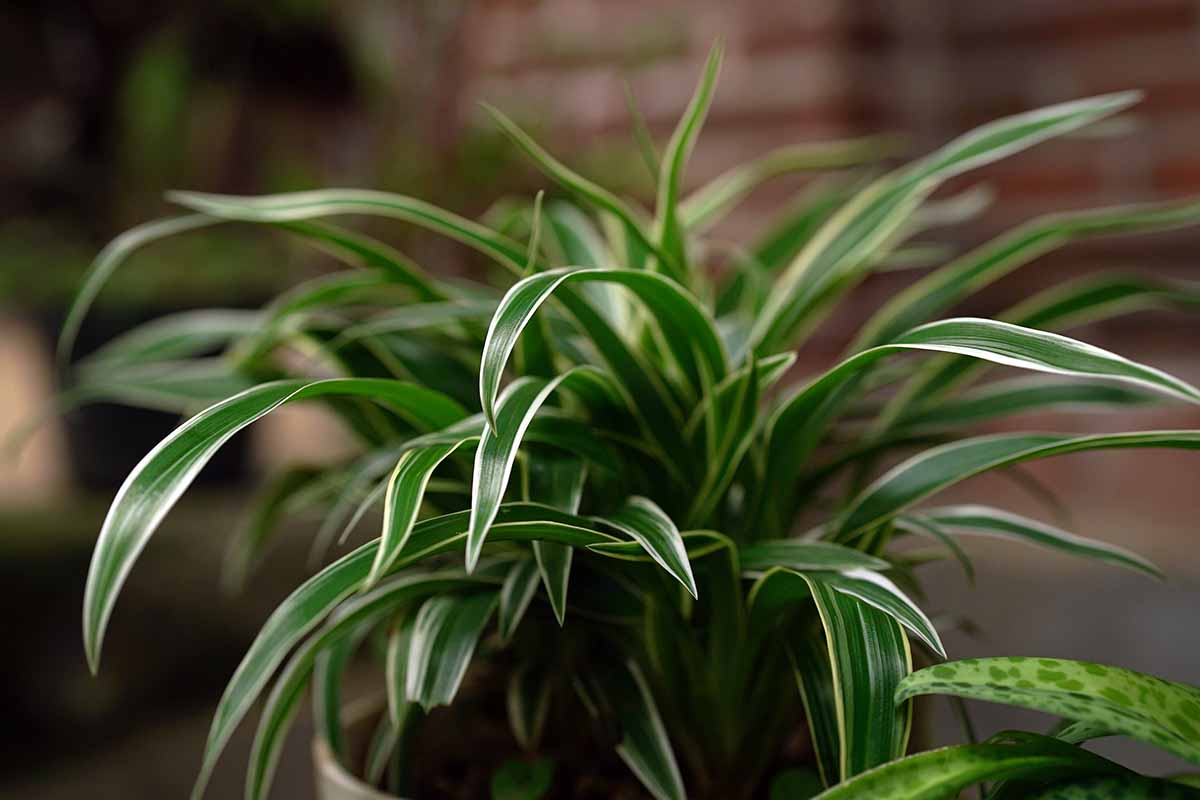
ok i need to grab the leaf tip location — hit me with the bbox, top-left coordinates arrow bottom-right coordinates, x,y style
681,570 -> 699,600
82,604 -> 102,676
483,406 -> 499,435
1108,88 -> 1145,110
1142,560 -> 1167,583
85,644 -> 101,677
480,101 -> 510,129
164,189 -> 196,207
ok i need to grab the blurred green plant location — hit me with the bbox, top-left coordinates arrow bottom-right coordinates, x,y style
62,42 -> 1200,800
0,218 -> 291,313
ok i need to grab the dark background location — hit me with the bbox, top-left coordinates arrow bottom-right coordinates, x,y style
2,1 -> 1199,797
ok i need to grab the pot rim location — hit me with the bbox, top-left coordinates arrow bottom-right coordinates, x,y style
312,694 -> 401,800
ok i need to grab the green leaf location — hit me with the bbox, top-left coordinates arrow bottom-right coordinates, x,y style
811,731 -> 1122,800
739,540 -> 890,574
593,496 -> 697,598
395,503 -> 622,569
887,319 -> 1200,403
751,180 -> 855,272
274,219 -> 447,300
169,189 -> 530,275
894,514 -> 976,584
229,270 -> 411,365
606,659 -> 688,800
915,505 -> 1161,579
688,531 -> 746,747
788,623 -> 844,788
886,272 -> 1200,422
362,712 -> 401,789
203,543 -> 379,800
484,105 -> 664,269
897,658 -> 1200,765
241,571 -> 480,800
83,378 -> 468,671
174,508 -> 617,799
545,199 -> 611,267
853,196 -> 1200,350
654,41 -> 722,278
497,557 -> 541,642
468,369 -> 605,572
806,572 -> 913,779
751,92 -> 1139,351
71,358 -> 257,414
476,272 -> 697,472
527,455 -> 587,625
508,660 -> 553,752
624,79 -> 661,181
684,352 -> 794,445
479,267 -> 726,428
839,430 -> 1200,539
334,299 -> 497,345
1049,718 -> 1115,746
385,614 -> 417,729
910,183 -> 995,232
532,542 -> 572,626
685,353 -> 761,527
682,135 -> 899,233
899,378 -> 1159,431
311,619 -> 373,763
369,439 -> 475,587
406,591 -> 499,710
764,318 -> 1200,523
747,568 -> 913,782
817,569 -> 944,659
59,214 -> 220,364
491,758 -> 555,800
309,446 -> 408,563
79,308 -> 262,369
1009,272 -> 1200,332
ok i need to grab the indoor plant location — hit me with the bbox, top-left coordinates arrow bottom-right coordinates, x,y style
65,43 -> 1200,799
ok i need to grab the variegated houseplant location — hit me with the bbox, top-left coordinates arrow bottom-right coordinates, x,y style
65,43 -> 1200,799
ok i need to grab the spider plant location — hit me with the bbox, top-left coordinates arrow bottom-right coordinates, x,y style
65,43 -> 1200,799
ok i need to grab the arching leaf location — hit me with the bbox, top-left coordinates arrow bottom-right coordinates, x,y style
406,591 -> 499,710
654,41 -> 722,279
898,658 -> 1200,765
83,378 -> 468,671
593,496 -> 697,598
479,267 -> 725,428
368,439 -> 475,588
811,732 -> 1122,800
751,92 -> 1139,351
838,431 -> 1200,539
914,505 -> 1161,579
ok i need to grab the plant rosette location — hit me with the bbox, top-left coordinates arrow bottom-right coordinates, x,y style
62,41 -> 1200,800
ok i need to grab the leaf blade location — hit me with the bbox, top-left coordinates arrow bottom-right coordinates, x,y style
83,378 -> 467,671
839,430 -> 1200,539
406,591 -> 499,710
598,496 -> 697,598
917,505 -> 1161,579
898,658 -> 1200,765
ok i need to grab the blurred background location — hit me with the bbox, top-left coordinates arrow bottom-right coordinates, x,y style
2,1 -> 1198,797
